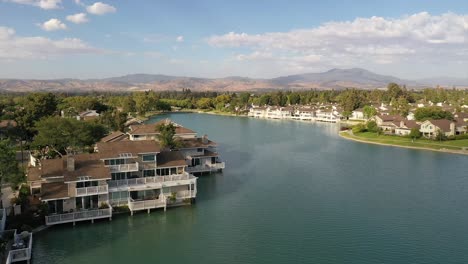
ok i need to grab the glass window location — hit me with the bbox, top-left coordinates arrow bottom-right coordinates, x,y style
142,154 -> 155,162
143,169 -> 156,177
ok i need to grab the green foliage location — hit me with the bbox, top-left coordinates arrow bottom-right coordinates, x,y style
339,89 -> 365,112
33,116 -> 106,156
196,98 -> 214,109
156,123 -> 177,149
0,139 -> 20,188
414,106 -> 454,121
99,110 -> 127,132
352,123 -> 367,134
363,105 -> 377,119
409,128 -> 422,139
366,121 -> 380,133
435,129 -> 447,141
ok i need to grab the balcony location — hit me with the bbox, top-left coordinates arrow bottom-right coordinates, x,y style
45,207 -> 112,225
128,196 -> 166,213
76,185 -> 109,197
186,162 -> 225,173
108,173 -> 196,191
109,162 -> 139,173
5,232 -> 33,264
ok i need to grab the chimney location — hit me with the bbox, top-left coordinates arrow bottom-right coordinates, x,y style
67,156 -> 75,172
400,120 -> 404,128
202,134 -> 208,144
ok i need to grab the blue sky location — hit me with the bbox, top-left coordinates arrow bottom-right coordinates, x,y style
0,0 -> 467,79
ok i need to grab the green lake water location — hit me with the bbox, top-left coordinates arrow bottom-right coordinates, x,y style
33,113 -> 468,263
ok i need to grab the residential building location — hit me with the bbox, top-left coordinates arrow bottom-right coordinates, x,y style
419,119 -> 456,138
395,120 -> 420,136
77,110 -> 100,121
127,119 -> 197,141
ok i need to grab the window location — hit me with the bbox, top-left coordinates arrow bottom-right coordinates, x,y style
197,148 -> 203,152
143,169 -> 156,177
142,154 -> 156,162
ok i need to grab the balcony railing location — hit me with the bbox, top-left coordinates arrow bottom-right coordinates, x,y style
108,173 -> 196,189
45,207 -> 112,225
128,196 -> 166,212
76,185 -> 108,197
186,162 -> 225,173
175,190 -> 196,199
109,162 -> 139,173
6,232 -> 32,264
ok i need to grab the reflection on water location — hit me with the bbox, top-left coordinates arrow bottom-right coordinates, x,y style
34,113 -> 468,264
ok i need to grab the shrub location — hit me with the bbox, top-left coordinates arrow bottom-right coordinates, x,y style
366,121 -> 380,133
352,123 -> 367,134
409,128 -> 422,139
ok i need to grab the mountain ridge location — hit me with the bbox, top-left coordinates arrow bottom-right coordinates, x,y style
0,68 -> 466,92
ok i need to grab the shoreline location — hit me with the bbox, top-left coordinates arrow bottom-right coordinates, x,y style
339,131 -> 468,156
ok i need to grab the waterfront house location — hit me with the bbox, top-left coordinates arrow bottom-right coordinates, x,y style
419,119 -> 455,138
373,115 -> 403,133
315,109 -> 339,123
127,119 -> 197,141
27,140 -> 198,225
351,108 -> 365,120
248,106 -> 268,118
395,120 -> 420,136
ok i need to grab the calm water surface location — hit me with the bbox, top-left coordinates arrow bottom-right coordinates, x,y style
33,113 -> 468,264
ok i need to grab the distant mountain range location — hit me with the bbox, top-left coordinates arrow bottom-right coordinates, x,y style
0,68 -> 467,93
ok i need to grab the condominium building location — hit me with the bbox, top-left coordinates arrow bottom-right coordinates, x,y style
27,120 -> 223,226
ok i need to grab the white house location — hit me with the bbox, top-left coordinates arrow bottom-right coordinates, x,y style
419,119 -> 455,138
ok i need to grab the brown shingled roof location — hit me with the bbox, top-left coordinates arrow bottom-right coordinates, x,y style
179,138 -> 217,148
157,151 -> 187,167
128,120 -> 196,136
100,131 -> 128,142
426,119 -> 454,132
96,140 -> 161,158
41,182 -> 69,201
28,154 -> 111,182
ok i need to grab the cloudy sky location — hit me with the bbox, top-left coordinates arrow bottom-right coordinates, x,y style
0,0 -> 467,79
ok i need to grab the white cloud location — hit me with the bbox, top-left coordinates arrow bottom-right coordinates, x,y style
0,26 -> 101,59
207,12 -> 468,71
66,13 -> 89,24
39,18 -> 67,31
6,0 -> 61,9
86,2 -> 116,15
176,36 -> 184,42
74,0 -> 84,6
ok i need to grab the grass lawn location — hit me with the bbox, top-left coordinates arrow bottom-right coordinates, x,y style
341,131 -> 468,151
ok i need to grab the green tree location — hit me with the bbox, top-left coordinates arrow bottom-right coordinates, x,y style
409,128 -> 422,139
435,129 -> 447,141
156,123 -> 177,149
33,117 -> 106,157
414,107 -> 454,121
196,98 -> 213,109
0,140 -> 20,189
288,93 -> 301,105
363,105 -> 377,119
366,121 -> 380,133
352,123 -> 367,134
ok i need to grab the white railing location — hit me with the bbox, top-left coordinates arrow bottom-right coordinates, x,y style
187,162 -> 225,173
176,190 -> 196,199
0,208 -> 6,232
128,196 -> 166,212
109,162 -> 139,172
45,207 -> 112,225
108,173 -> 195,189
6,232 -> 32,264
76,185 -> 108,197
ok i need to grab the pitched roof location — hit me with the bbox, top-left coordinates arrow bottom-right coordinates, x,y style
376,115 -> 403,122
28,154 -> 111,182
40,182 -> 69,201
128,119 -> 196,136
425,119 -> 454,132
157,151 -> 187,167
96,140 -> 161,157
100,131 -> 127,142
179,138 -> 217,148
